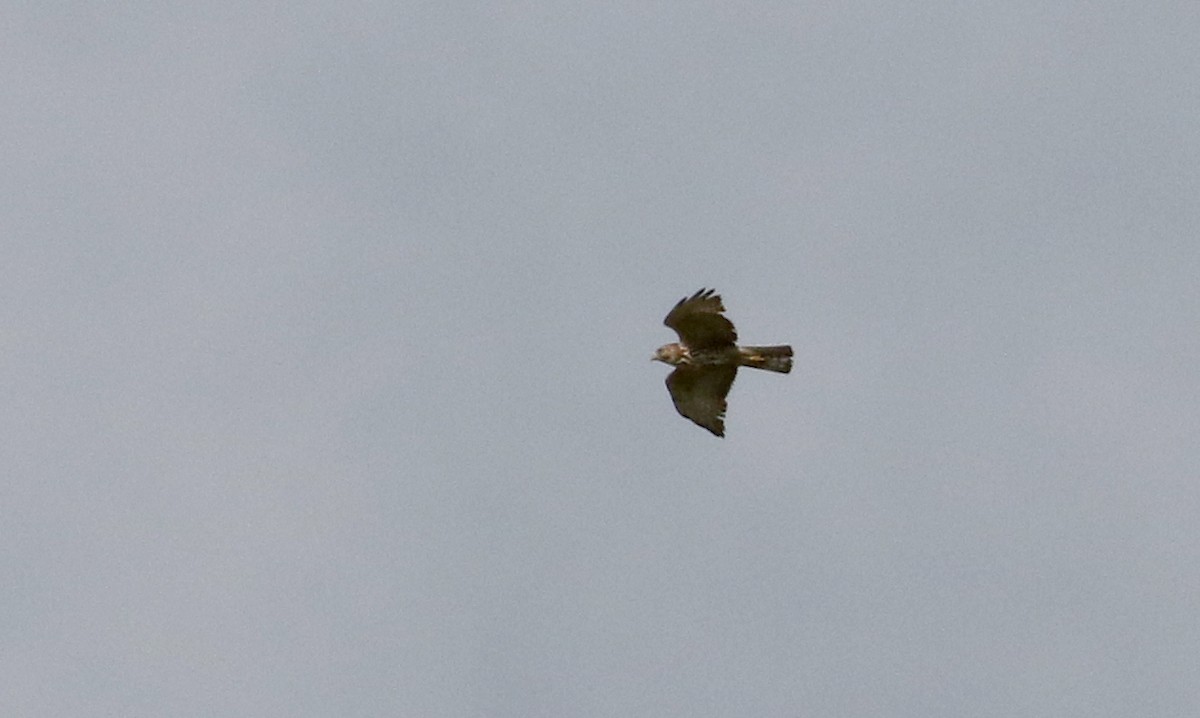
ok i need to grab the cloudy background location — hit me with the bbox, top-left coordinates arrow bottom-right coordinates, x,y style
4,2 -> 1199,716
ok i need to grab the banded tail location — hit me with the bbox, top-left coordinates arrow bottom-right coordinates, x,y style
738,345 -> 793,373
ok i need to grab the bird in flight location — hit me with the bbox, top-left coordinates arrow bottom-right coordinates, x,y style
652,288 -> 792,437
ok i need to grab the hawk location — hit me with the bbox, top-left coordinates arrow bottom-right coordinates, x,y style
653,288 -> 792,437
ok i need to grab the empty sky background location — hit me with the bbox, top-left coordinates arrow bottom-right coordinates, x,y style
4,2 -> 1199,716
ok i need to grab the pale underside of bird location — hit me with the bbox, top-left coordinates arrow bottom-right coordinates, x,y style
652,288 -> 792,437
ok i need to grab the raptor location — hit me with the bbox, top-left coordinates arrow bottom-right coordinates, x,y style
653,288 -> 792,437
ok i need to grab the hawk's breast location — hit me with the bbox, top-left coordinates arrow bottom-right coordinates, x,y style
688,347 -> 740,367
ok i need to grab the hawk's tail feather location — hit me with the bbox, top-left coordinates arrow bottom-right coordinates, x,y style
738,345 -> 793,373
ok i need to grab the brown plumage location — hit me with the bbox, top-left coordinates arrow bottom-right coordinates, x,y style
652,288 -> 792,437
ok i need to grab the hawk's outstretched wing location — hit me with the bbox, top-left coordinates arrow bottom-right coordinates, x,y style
663,288 -> 737,350
665,365 -> 738,437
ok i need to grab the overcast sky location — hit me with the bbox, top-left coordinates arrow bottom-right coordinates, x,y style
4,2 -> 1199,716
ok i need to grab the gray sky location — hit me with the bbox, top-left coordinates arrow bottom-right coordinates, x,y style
4,2 -> 1199,716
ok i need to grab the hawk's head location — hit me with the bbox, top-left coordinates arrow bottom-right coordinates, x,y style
652,343 -> 689,366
